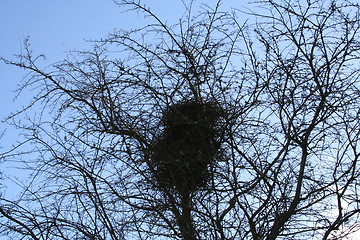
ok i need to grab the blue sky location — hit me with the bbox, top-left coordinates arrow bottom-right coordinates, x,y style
0,0 -> 178,121
0,0 -> 242,124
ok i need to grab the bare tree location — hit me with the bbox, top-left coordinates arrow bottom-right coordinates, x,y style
1,0 -> 360,239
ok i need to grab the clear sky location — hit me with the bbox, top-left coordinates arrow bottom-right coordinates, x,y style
0,0 -> 174,121
0,0 -> 242,128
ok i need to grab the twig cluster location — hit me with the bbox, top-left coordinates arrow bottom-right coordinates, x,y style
149,101 -> 224,198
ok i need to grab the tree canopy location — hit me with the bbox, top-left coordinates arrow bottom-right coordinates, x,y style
1,0 -> 360,239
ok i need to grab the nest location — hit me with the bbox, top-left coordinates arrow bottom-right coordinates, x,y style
149,101 -> 224,197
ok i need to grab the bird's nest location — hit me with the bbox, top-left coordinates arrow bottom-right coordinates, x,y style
149,101 -> 225,197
